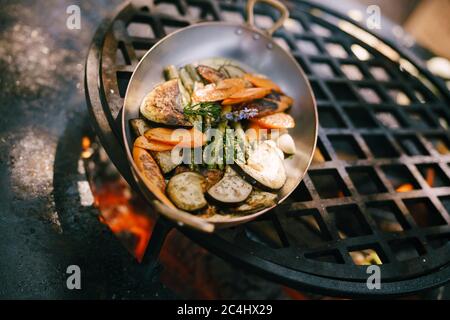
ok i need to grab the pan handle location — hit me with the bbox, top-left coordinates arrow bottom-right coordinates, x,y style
152,200 -> 215,233
246,0 -> 289,36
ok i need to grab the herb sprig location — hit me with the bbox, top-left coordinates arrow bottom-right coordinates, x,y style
184,102 -> 221,122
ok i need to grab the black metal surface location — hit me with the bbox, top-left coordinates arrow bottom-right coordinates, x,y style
0,0 -> 174,299
85,0 -> 450,296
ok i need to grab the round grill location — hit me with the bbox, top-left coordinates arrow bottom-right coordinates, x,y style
85,0 -> 450,296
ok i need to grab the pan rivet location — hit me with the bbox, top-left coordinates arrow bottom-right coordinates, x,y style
235,28 -> 243,35
267,43 -> 273,49
253,34 -> 260,40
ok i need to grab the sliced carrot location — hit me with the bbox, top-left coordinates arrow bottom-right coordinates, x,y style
134,136 -> 174,152
250,112 -> 295,129
243,73 -> 282,93
215,78 -> 247,90
193,79 -> 245,102
144,127 -> 206,148
133,147 -> 175,208
133,146 -> 166,193
222,87 -> 272,105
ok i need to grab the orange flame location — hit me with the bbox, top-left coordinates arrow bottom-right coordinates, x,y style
94,180 -> 152,262
426,168 -> 435,187
396,183 -> 414,192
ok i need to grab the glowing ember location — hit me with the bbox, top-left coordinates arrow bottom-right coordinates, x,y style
396,183 -> 414,193
81,136 -> 93,158
426,168 -> 435,187
94,179 -> 153,262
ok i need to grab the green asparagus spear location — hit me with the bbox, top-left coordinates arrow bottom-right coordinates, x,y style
179,67 -> 194,93
163,65 -> 179,80
185,64 -> 202,82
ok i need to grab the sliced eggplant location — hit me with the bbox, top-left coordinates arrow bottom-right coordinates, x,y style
236,140 -> 287,190
151,150 -> 181,174
236,93 -> 293,118
207,166 -> 252,204
130,118 -> 151,137
219,64 -> 246,78
140,79 -> 192,126
167,172 -> 207,211
196,65 -> 226,83
234,190 -> 277,213
202,169 -> 224,190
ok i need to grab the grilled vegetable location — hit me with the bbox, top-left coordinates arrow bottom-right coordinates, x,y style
196,65 -> 226,83
232,122 -> 247,163
133,146 -> 166,193
246,122 -> 268,141
215,78 -> 247,90
203,120 -> 227,169
277,133 -> 296,154
130,118 -> 151,137
164,65 -> 179,81
144,127 -> 206,148
219,64 -> 246,78
202,169 -> 224,190
236,140 -> 286,190
184,102 -> 221,122
250,112 -> 295,129
134,136 -> 174,152
265,140 -> 284,160
193,79 -> 246,103
238,93 -> 293,117
222,87 -> 272,105
243,73 -> 282,93
167,172 -> 207,211
152,150 -> 180,174
179,67 -> 194,93
140,79 -> 192,126
185,64 -> 202,82
233,190 -> 277,212
207,166 -> 252,204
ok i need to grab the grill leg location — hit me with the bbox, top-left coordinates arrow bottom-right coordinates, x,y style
129,216 -> 174,296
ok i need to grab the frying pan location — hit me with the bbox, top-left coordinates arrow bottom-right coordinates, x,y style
122,0 -> 318,233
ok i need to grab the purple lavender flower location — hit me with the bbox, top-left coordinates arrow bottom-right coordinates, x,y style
223,107 -> 259,121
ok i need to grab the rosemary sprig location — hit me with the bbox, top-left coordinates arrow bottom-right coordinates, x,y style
184,102 -> 221,122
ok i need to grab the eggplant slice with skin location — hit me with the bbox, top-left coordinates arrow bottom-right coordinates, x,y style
233,92 -> 293,118
167,172 -> 207,211
236,140 -> 287,190
152,150 -> 181,174
233,190 -> 277,213
207,166 -> 252,204
196,65 -> 226,83
140,79 -> 192,126
130,118 -> 151,137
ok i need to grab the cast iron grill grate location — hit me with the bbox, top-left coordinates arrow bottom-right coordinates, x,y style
85,0 -> 450,296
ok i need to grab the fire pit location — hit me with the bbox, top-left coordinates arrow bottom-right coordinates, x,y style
85,0 -> 450,297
